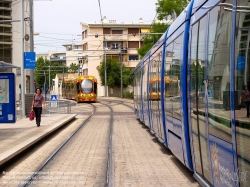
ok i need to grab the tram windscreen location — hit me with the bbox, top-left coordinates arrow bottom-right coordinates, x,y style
81,79 -> 93,94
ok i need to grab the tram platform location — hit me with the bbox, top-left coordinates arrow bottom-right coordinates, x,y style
0,114 -> 77,168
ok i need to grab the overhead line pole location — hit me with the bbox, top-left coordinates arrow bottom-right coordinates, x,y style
21,0 -> 25,118
104,49 -> 107,97
30,0 -> 35,94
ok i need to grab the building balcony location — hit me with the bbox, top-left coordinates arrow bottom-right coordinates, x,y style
0,41 -> 11,45
127,60 -> 139,67
0,7 -> 11,11
50,56 -> 66,62
104,34 -> 127,41
104,47 -> 128,54
0,23 -> 11,28
0,32 -> 11,36
0,15 -> 11,19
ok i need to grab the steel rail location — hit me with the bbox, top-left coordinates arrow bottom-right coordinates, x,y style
19,103 -> 96,187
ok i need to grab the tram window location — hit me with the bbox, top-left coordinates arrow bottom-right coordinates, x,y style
234,0 -> 250,186
165,43 -> 174,116
143,63 -> 148,102
81,79 -> 92,94
207,5 -> 232,143
171,35 -> 182,120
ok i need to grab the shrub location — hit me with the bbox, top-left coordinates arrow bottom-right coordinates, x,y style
123,91 -> 133,99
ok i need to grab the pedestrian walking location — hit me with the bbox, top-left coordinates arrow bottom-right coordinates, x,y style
241,85 -> 250,117
31,88 -> 45,127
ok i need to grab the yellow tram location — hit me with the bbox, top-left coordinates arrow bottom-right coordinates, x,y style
62,75 -> 97,102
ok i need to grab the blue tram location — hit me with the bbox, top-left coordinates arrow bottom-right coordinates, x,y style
133,0 -> 250,186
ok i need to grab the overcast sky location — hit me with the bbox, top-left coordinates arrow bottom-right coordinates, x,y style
34,0 -> 158,54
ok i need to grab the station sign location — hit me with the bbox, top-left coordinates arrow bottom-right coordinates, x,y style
237,56 -> 245,70
24,52 -> 36,69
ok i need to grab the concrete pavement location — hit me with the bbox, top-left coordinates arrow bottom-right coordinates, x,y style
0,114 -> 77,167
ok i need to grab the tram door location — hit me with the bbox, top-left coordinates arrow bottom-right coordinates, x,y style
189,16 -> 212,183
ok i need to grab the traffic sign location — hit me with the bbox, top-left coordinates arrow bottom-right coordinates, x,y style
50,95 -> 57,101
50,95 -> 58,108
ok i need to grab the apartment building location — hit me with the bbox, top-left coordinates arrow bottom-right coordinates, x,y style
36,43 -> 83,67
10,0 -> 31,99
80,17 -> 151,96
0,1 -> 12,65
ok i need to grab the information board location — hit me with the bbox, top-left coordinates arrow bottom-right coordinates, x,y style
24,52 -> 36,69
0,73 -> 16,123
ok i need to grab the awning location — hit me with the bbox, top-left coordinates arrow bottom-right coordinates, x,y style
141,28 -> 150,33
0,61 -> 19,69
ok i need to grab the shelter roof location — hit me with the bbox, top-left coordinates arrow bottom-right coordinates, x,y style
0,61 -> 19,69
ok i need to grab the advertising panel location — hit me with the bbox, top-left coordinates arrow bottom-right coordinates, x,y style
0,73 -> 16,123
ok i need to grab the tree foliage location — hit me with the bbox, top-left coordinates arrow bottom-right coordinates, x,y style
35,57 -> 68,91
156,0 -> 189,21
137,22 -> 169,58
68,63 -> 78,73
137,0 -> 189,58
96,58 -> 134,88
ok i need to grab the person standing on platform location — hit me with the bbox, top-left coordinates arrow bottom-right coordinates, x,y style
31,88 -> 45,127
241,85 -> 250,118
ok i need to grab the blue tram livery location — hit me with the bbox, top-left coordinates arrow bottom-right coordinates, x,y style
133,0 -> 250,186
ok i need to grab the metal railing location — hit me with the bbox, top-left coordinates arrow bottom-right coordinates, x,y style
46,100 -> 71,114
16,99 -> 72,120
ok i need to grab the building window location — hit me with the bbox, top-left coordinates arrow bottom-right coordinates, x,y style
128,28 -> 139,34
111,30 -> 122,34
112,42 -> 121,49
129,55 -> 138,61
82,30 -> 87,39
128,41 -> 139,48
103,28 -> 111,34
104,41 -> 110,49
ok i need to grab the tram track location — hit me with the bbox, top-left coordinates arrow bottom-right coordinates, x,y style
1,99 -> 134,187
98,101 -> 114,187
18,103 -> 97,187
17,101 -> 115,187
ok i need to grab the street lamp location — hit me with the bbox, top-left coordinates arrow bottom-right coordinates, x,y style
120,50 -> 123,99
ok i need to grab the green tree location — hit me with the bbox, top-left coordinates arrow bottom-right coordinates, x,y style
137,22 -> 169,58
96,58 -> 134,88
156,0 -> 189,21
137,0 -> 189,58
68,63 -> 78,73
35,57 -> 69,91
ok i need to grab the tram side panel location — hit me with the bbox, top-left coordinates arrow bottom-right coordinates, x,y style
186,0 -> 248,186
162,0 -> 194,171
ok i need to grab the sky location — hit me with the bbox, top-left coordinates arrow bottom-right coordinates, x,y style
33,0 -> 158,54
